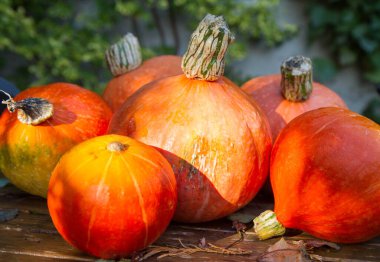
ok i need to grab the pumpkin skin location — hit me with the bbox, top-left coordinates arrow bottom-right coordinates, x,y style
108,75 -> 272,223
270,107 -> 380,243
103,55 -> 182,112
0,83 -> 112,197
48,134 -> 177,259
241,74 -> 347,140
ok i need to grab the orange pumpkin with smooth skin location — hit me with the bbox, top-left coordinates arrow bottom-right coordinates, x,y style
0,83 -> 112,197
269,107 -> 380,243
242,59 -> 347,140
108,15 -> 272,223
103,55 -> 182,111
108,74 -> 272,222
48,134 -> 177,259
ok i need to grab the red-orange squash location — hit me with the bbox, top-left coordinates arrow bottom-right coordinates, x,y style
48,134 -> 177,259
102,33 -> 182,111
254,107 -> 380,243
0,83 -> 112,197
108,15 -> 272,223
241,56 -> 347,140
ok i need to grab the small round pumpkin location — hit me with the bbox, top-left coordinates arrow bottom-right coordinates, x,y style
241,56 -> 347,140
108,15 -> 272,223
48,134 -> 177,259
254,107 -> 380,243
102,33 -> 182,112
0,83 -> 112,197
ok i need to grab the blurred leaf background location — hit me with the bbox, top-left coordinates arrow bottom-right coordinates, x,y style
0,0 -> 296,92
0,0 -> 379,122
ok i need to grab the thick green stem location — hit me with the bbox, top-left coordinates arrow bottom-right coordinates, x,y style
281,55 -> 313,102
253,210 -> 286,240
181,14 -> 234,81
105,33 -> 142,77
1,90 -> 54,125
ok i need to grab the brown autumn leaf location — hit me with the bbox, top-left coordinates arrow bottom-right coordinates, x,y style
232,220 -> 248,233
303,239 -> 340,251
198,237 -> 207,248
257,238 -> 311,262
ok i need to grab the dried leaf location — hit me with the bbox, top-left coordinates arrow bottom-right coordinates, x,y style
309,254 -> 341,262
198,237 -> 207,248
232,220 -> 247,233
258,238 -> 310,262
303,239 -> 340,251
258,238 -> 340,262
138,239 -> 252,261
0,208 -> 18,222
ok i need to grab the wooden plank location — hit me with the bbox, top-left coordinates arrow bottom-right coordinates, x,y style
1,184 -> 380,261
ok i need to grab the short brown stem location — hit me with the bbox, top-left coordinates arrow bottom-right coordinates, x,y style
281,55 -> 313,102
1,91 -> 54,125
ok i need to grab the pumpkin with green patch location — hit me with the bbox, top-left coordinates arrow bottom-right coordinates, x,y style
0,83 -> 112,197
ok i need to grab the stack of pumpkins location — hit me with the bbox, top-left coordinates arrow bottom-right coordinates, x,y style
0,14 -> 379,259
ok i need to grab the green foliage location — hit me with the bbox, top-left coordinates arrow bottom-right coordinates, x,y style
0,0 -> 297,92
307,1 -> 380,84
312,57 -> 337,83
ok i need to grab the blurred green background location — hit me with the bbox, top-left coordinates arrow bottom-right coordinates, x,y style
0,0 -> 379,122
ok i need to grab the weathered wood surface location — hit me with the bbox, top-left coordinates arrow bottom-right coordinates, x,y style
1,184 -> 380,261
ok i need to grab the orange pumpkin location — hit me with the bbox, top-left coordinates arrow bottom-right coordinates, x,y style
108,14 -> 272,223
102,33 -> 182,112
48,134 -> 177,259
241,56 -> 347,140
0,83 -> 112,197
254,107 -> 380,243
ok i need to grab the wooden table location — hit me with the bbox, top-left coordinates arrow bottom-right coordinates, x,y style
0,183 -> 379,261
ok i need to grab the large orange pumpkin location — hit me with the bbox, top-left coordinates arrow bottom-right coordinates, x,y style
0,83 -> 112,197
254,107 -> 380,243
108,14 -> 272,223
241,56 -> 347,140
48,134 -> 177,259
102,33 -> 182,112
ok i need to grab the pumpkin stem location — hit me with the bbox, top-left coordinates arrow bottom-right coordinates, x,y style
281,55 -> 313,102
105,33 -> 142,77
181,14 -> 234,81
107,141 -> 129,152
1,90 -> 54,125
253,210 -> 286,240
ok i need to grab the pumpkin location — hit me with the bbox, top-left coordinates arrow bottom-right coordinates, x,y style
48,134 -> 177,259
0,83 -> 112,197
254,107 -> 380,243
102,33 -> 182,112
241,56 -> 347,140
108,14 -> 272,223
